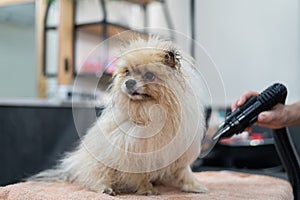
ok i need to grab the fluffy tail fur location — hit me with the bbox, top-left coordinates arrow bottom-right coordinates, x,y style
27,167 -> 69,182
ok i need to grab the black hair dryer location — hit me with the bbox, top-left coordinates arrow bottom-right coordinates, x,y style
200,83 -> 288,158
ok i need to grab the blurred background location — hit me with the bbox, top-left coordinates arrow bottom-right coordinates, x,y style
0,0 -> 299,104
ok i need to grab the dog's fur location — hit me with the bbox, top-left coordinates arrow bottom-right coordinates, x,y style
30,36 -> 208,195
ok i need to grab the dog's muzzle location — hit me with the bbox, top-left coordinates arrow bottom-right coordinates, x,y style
125,79 -> 137,95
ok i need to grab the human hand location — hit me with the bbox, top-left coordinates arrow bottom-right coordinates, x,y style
231,91 -> 288,131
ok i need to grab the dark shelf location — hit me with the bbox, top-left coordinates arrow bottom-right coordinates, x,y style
124,0 -> 160,5
76,22 -> 148,38
45,22 -> 149,38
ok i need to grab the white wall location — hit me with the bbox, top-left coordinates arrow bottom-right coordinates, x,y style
0,3 -> 36,98
164,0 -> 300,105
0,21 -> 36,98
195,0 -> 300,105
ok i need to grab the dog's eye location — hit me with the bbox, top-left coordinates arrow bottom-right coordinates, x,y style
143,71 -> 155,81
125,69 -> 130,76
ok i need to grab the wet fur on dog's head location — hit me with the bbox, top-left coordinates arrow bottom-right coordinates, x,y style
111,37 -> 185,126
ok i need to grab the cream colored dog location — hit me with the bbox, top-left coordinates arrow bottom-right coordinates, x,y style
31,36 -> 208,195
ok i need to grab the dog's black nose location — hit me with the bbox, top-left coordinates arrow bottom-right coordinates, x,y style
125,79 -> 137,90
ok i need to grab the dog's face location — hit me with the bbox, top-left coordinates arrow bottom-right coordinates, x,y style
120,64 -> 158,101
113,48 -> 182,103
109,38 -> 185,126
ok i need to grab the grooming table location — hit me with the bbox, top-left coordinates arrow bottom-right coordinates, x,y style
0,171 -> 293,200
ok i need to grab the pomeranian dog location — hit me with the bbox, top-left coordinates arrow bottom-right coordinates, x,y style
31,36 -> 208,195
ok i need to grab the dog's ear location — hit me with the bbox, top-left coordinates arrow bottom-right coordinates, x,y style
164,50 -> 181,69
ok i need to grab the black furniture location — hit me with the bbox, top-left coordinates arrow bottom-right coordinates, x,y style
0,100 -> 98,185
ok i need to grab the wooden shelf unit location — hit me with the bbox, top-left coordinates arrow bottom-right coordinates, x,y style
39,0 -> 173,98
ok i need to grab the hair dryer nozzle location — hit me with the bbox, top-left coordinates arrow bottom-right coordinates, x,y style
213,83 -> 287,140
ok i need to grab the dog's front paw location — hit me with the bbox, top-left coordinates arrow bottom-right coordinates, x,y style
136,182 -> 160,195
181,181 -> 208,193
136,187 -> 159,195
